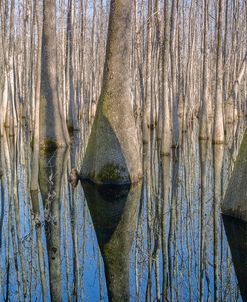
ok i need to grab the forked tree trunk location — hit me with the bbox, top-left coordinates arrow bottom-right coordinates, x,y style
80,0 -> 142,184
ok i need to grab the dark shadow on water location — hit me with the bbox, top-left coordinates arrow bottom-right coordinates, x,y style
81,180 -> 142,302
222,214 -> 247,302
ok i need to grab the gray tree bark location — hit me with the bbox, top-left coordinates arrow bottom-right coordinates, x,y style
213,0 -> 224,144
225,52 -> 247,123
80,0 -> 142,184
161,0 -> 171,156
222,129 -> 247,221
199,0 -> 209,140
65,0 -> 78,132
39,0 -> 70,150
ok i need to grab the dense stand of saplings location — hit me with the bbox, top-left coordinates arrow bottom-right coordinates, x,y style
0,0 -> 246,149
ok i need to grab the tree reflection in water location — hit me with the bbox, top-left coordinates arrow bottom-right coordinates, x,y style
0,122 -> 246,301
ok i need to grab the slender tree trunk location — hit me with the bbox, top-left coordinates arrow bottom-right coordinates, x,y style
170,0 -> 179,147
161,0 -> 171,156
39,0 -> 70,150
199,0 -> 209,140
143,0 -> 153,143
213,0 -> 224,144
66,0 -> 77,132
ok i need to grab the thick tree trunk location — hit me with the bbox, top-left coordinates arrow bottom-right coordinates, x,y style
40,0 -> 69,150
80,0 -> 142,184
222,129 -> 247,221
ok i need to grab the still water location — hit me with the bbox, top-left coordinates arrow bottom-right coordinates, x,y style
0,120 -> 246,302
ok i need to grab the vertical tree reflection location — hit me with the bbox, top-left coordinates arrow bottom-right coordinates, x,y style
213,144 -> 224,302
81,181 -> 142,302
223,215 -> 247,301
38,148 -> 68,301
1,123 -> 246,301
199,140 -> 208,302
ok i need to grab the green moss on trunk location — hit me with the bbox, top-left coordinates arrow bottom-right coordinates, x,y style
96,163 -> 124,183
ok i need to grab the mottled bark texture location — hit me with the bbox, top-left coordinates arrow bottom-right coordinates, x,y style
82,181 -> 142,302
222,129 -> 247,221
40,0 -> 69,149
80,0 -> 142,184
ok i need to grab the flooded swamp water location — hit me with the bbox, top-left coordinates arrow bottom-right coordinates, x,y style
0,119 -> 246,302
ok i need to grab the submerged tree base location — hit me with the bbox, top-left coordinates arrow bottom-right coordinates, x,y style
67,123 -> 80,135
80,0 -> 142,186
199,136 -> 209,141
212,139 -> 225,145
39,139 -> 68,152
222,129 -> 247,221
80,93 -> 142,185
80,163 -> 143,185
